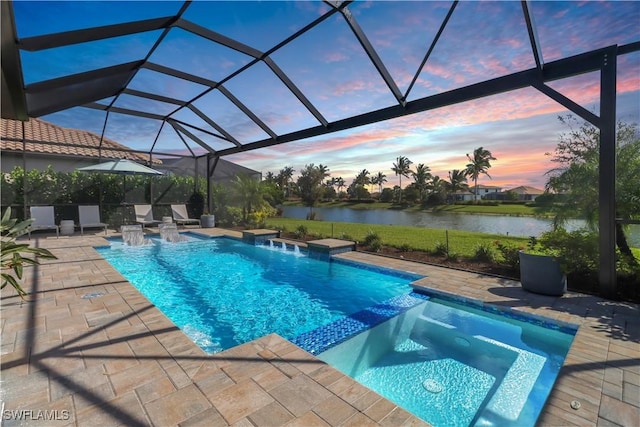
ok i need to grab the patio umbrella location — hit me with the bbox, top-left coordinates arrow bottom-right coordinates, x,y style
77,159 -> 163,176
76,159 -> 163,222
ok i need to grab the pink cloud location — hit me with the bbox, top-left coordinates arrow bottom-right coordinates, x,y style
324,51 -> 348,63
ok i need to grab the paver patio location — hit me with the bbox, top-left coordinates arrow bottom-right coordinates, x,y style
1,228 -> 638,426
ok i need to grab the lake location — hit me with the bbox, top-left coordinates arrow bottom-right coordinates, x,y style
280,205 -> 640,246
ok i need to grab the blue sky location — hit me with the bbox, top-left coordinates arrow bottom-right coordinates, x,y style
14,1 -> 640,189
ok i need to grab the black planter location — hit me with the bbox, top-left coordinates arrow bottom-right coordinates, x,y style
200,215 -> 215,228
519,251 -> 567,296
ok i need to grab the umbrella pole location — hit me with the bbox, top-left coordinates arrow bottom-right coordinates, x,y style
122,175 -> 126,227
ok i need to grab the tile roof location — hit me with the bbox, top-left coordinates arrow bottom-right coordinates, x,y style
0,117 -> 161,164
507,185 -> 544,194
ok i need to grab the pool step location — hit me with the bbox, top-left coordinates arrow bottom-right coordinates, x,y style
411,305 -> 547,424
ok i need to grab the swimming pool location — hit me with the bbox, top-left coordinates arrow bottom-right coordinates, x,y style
96,234 -> 420,353
317,291 -> 577,427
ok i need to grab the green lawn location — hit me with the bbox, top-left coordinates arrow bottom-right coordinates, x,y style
264,217 -> 528,258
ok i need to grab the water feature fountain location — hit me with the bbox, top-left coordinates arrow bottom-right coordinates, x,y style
159,223 -> 188,243
121,225 -> 150,246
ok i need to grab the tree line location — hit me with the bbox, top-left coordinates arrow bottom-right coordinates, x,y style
262,146 -> 497,207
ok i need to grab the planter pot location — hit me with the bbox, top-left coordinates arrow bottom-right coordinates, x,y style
519,251 -> 566,296
200,215 -> 215,228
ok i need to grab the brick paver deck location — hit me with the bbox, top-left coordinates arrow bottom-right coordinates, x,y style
1,229 -> 638,426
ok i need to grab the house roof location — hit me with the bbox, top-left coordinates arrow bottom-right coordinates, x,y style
507,185 -> 544,194
0,117 -> 161,164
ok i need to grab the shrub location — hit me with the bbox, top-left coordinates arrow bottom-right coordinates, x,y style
218,206 -> 243,227
494,240 -> 524,270
473,242 -> 496,262
397,243 -> 412,252
445,251 -> 459,262
363,230 -> 382,252
538,228 -> 598,275
432,241 -> 448,256
294,225 -> 308,239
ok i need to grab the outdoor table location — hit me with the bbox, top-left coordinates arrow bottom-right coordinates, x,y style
60,220 -> 75,236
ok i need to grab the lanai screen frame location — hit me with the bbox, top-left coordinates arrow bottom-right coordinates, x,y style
2,0 -> 639,295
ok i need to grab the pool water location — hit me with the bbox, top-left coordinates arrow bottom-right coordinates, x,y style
96,235 -> 419,353
318,294 -> 576,427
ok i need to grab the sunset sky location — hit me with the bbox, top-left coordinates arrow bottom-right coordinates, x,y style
14,1 -> 640,190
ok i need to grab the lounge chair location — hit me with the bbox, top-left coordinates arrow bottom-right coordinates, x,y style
78,205 -> 108,236
134,204 -> 161,228
171,204 -> 200,227
28,206 -> 59,238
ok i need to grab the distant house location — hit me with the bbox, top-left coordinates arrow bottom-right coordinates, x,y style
508,186 -> 545,201
449,191 -> 475,202
1,117 -> 160,173
485,185 -> 545,201
472,184 -> 502,198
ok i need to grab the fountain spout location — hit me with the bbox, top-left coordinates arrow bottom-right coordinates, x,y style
159,223 -> 188,243
121,225 -> 149,246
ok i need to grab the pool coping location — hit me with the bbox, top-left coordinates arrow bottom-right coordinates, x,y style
1,228 -> 638,426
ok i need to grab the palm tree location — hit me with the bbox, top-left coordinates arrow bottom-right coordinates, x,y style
353,169 -> 371,187
317,164 -> 330,180
464,147 -> 497,201
263,171 -> 276,183
391,156 -> 413,202
277,166 -> 295,198
412,163 -> 432,203
372,172 -> 387,197
447,169 -> 469,203
429,175 -> 447,203
335,177 -> 345,195
233,173 -> 264,223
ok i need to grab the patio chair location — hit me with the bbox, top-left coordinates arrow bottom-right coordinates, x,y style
171,204 -> 200,227
78,205 -> 108,236
28,206 -> 59,239
134,204 -> 161,228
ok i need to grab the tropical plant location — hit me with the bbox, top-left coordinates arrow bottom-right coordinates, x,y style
412,163 -> 432,203
353,169 -> 371,188
334,177 -> 346,196
447,169 -> 469,202
545,116 -> 640,267
297,164 -> 329,215
473,242 -> 496,262
362,230 -> 382,252
372,172 -> 387,197
232,174 -> 265,223
294,224 -> 308,239
464,147 -> 497,201
428,175 -> 447,204
1,208 -> 57,299
391,156 -> 413,202
493,240 -> 524,270
277,166 -> 295,198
